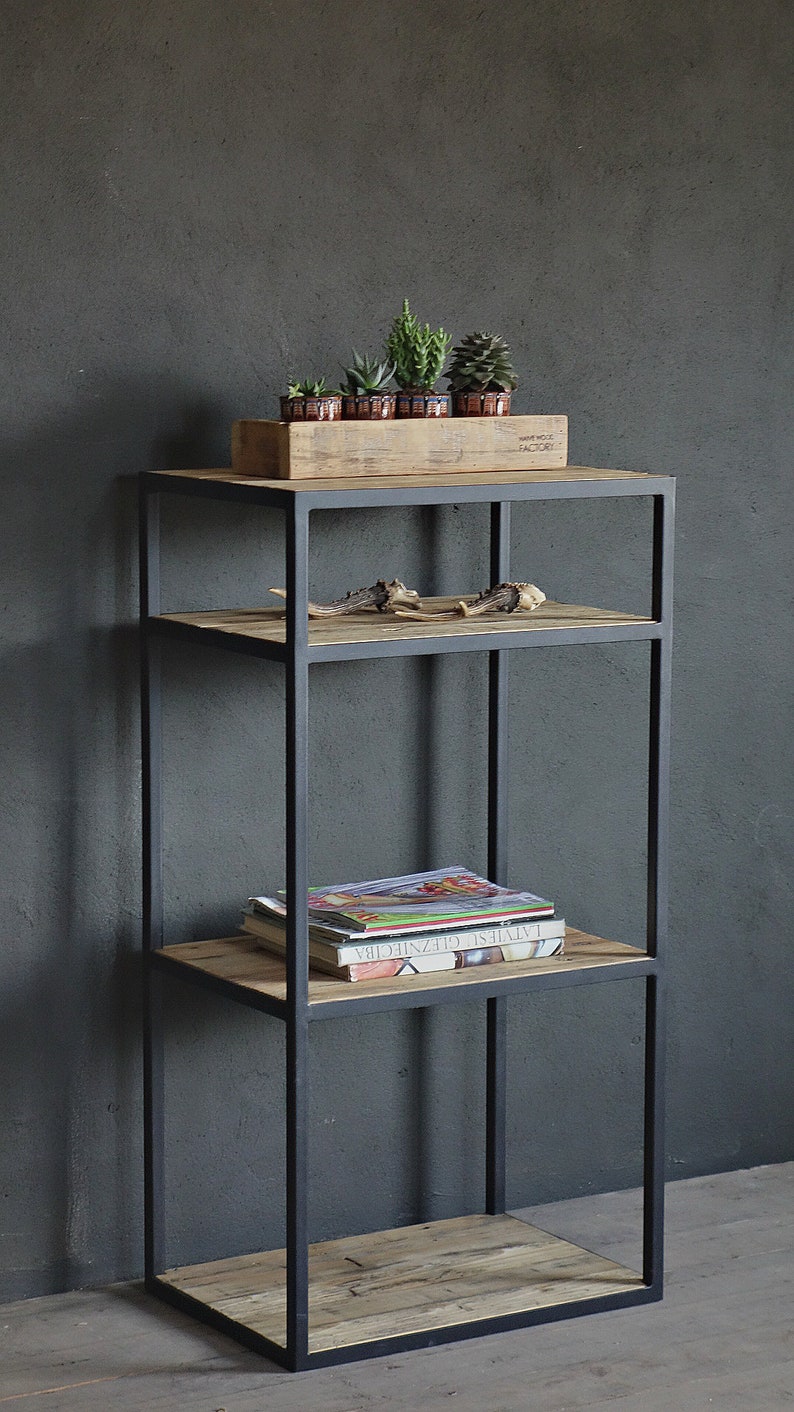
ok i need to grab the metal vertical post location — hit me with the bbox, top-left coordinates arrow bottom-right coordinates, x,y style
139,481 -> 165,1283
485,501 -> 510,1214
647,488 -> 675,959
284,498 -> 310,1368
643,486 -> 674,1289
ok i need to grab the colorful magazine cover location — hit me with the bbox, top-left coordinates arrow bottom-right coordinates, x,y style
253,865 -> 554,934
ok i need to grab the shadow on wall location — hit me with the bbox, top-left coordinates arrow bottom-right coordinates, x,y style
0,383 -> 229,1298
0,386 -> 491,1294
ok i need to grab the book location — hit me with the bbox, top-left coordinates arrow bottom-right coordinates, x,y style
250,865 -> 554,937
241,910 -> 566,966
245,930 -> 565,983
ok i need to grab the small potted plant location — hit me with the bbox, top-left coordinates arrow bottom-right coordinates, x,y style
280,378 -> 342,422
386,299 -> 452,417
339,352 -> 397,419
446,331 -> 518,416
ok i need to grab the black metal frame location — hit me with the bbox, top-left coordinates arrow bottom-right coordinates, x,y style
139,468 -> 674,1372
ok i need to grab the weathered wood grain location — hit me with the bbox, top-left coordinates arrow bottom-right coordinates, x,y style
163,1212 -> 641,1352
231,416 -> 569,478
153,463 -> 650,490
159,930 -> 648,1007
158,598 -> 652,649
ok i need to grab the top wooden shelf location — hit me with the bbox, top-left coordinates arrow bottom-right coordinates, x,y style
151,465 -> 653,493
144,466 -> 671,511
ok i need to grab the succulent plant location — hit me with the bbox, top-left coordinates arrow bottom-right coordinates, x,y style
340,351 -> 395,395
386,299 -> 451,391
287,377 -> 337,397
446,332 -> 518,393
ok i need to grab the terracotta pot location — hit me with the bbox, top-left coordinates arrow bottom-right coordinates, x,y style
280,394 -> 343,422
452,390 -> 512,417
341,391 -> 397,420
395,389 -> 450,418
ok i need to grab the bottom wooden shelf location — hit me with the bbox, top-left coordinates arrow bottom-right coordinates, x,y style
161,1212 -> 644,1354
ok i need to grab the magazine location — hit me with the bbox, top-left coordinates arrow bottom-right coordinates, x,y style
250,865 -> 554,936
247,929 -> 564,982
342,939 -> 564,981
241,909 -> 566,963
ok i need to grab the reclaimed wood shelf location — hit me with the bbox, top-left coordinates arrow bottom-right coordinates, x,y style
154,930 -> 652,1019
153,464 -> 653,495
160,1212 -> 644,1356
155,598 -> 655,658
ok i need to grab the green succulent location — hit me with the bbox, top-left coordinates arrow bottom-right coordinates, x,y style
340,351 -> 395,395
287,377 -> 338,398
386,299 -> 451,391
446,331 -> 518,392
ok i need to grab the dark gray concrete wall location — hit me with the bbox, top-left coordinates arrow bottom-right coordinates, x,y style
1,0 -> 791,1300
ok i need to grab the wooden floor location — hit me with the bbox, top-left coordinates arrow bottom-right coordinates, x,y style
1,1164 -> 791,1410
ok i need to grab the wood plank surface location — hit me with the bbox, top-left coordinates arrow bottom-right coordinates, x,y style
153,464 -> 652,490
162,1212 -> 642,1352
231,416 -> 568,478
158,930 -> 648,1007
159,598 -> 652,648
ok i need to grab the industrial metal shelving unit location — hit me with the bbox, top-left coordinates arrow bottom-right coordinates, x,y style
139,463 -> 674,1372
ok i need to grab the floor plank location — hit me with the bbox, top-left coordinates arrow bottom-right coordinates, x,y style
0,1163 -> 791,1410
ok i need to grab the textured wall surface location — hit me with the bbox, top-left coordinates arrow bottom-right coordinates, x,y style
1,0 -> 791,1300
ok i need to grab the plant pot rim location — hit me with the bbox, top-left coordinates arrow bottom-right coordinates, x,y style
284,392 -> 342,400
342,389 -> 397,398
449,385 -> 515,394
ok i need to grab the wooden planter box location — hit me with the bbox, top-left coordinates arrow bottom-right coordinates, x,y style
231,415 -> 568,480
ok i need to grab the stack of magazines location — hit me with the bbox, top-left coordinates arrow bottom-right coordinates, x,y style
241,866 -> 565,982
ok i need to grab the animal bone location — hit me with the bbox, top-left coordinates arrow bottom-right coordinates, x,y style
268,578 -> 421,619
460,581 -> 546,616
395,582 -> 546,621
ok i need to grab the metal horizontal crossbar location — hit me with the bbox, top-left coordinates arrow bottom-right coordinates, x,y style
308,620 -> 662,662
306,954 -> 658,1020
300,1283 -> 662,1371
